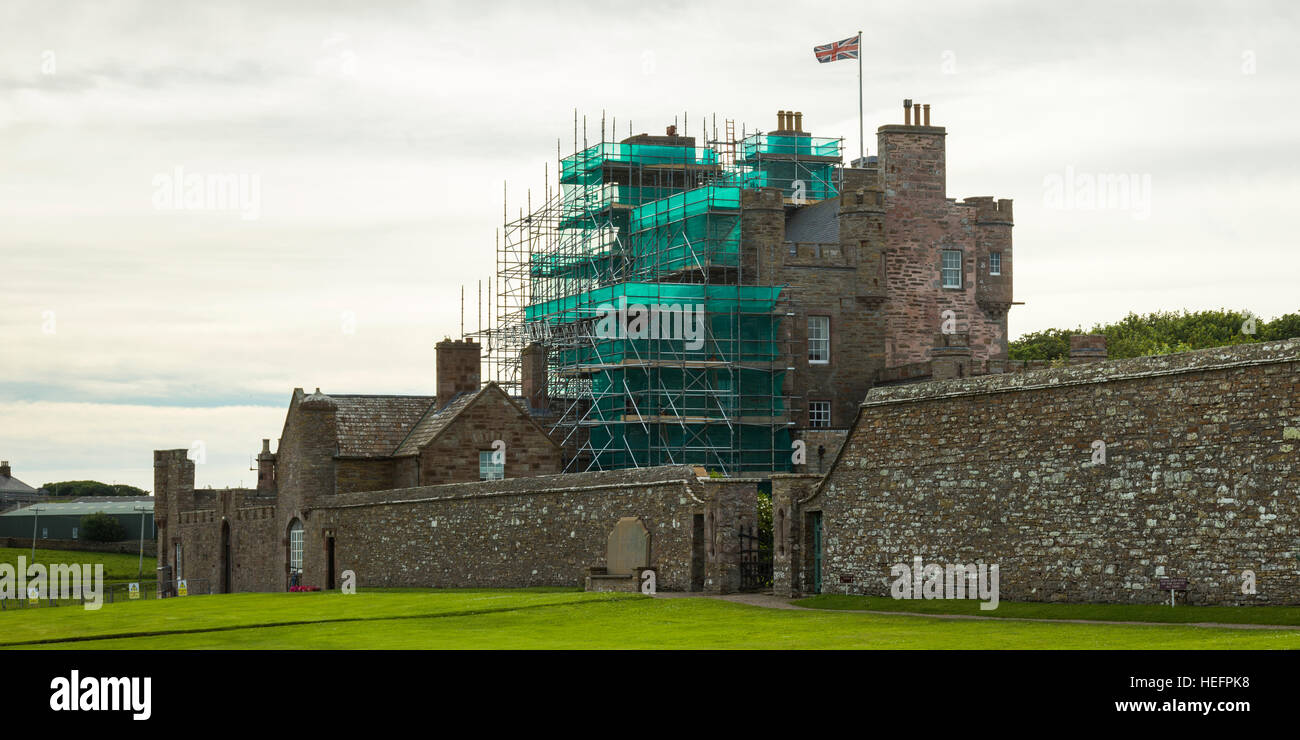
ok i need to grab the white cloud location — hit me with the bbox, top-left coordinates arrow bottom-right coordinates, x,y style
0,401 -> 287,491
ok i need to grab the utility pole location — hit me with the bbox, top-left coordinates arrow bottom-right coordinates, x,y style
134,505 -> 151,581
30,506 -> 43,562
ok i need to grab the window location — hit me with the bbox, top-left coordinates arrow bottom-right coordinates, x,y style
808,316 -> 830,364
72,527 -> 78,540
479,450 -> 504,481
808,401 -> 831,428
174,543 -> 182,579
41,528 -> 48,539
989,251 -> 1002,276
942,249 -> 963,288
288,519 -> 304,584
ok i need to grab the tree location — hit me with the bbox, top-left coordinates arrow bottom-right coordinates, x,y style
40,481 -> 150,498
81,512 -> 128,542
1010,309 -> 1299,361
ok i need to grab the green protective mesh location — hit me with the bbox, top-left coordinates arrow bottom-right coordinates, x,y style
522,130 -> 845,473
525,283 -> 791,473
629,186 -> 740,275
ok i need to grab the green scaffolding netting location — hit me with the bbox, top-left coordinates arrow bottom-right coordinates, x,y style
525,282 -> 791,473
519,129 -> 845,472
629,186 -> 740,275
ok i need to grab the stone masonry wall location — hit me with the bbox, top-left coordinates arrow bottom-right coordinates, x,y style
159,462 -> 757,594
412,392 -> 561,487
779,340 -> 1300,605
877,123 -> 1011,367
309,467 -> 755,593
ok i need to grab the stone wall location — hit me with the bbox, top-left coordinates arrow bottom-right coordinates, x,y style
0,537 -> 157,558
309,467 -> 755,593
164,487 -> 278,592
411,391 -> 562,487
791,429 -> 849,475
876,121 -> 1012,367
158,460 -> 758,594
776,339 -> 1300,605
742,172 -> 887,431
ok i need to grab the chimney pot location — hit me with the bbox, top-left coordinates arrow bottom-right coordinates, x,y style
923,104 -> 931,126
794,111 -> 803,132
903,99 -> 912,125
666,124 -> 676,136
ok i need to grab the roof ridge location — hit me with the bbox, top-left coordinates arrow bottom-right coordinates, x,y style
388,397 -> 443,457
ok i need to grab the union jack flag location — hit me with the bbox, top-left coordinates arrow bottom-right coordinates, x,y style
814,34 -> 859,63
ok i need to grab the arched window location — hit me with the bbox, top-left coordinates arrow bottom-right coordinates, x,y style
288,519 -> 304,587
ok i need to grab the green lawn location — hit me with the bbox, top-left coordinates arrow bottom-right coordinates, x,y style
0,546 -> 156,584
796,594 -> 1300,626
2,588 -> 1298,649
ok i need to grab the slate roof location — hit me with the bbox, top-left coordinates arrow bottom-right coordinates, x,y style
328,394 -> 438,458
391,388 -> 484,458
0,474 -> 38,494
784,197 -> 840,244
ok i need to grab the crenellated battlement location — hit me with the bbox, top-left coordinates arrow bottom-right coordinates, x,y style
964,196 -> 1014,225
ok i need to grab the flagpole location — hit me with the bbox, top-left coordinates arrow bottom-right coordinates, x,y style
857,30 -> 864,164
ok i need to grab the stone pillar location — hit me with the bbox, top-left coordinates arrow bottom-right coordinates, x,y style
771,474 -> 822,598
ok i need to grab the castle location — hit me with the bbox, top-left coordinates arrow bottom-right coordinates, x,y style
494,101 -> 1013,473
153,102 -> 1300,605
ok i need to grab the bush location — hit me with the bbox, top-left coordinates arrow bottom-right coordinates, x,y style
81,512 -> 128,542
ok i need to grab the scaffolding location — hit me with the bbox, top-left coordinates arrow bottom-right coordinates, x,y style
489,118 -> 843,475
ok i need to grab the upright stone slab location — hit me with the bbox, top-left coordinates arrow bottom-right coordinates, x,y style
606,517 -> 649,576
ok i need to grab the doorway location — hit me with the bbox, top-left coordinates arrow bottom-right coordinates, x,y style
808,511 -> 823,594
220,521 -> 232,594
325,536 -> 336,590
690,514 -> 705,591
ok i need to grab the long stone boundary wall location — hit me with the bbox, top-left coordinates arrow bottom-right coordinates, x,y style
313,467 -> 756,593
776,339 -> 1300,605
161,464 -> 759,594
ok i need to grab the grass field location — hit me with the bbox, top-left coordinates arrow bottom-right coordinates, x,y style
797,594 -> 1300,626
0,547 -> 157,584
2,588 -> 1298,649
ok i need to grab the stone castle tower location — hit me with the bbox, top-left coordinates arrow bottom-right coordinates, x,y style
740,100 -> 1015,430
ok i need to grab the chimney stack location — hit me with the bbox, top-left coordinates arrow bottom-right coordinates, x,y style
256,440 -> 276,492
0,461 -> 9,478
521,342 -> 549,412
436,338 -> 482,402
1069,335 -> 1108,365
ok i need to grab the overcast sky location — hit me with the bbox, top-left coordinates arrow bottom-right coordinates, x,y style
2,0 -> 1296,491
